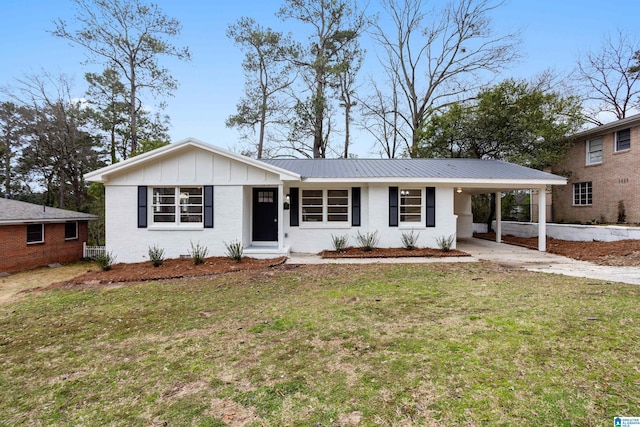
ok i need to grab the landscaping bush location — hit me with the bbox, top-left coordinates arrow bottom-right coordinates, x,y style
331,234 -> 349,253
224,240 -> 244,262
355,230 -> 379,252
189,241 -> 209,265
435,234 -> 456,252
400,230 -> 420,250
147,244 -> 165,267
95,251 -> 116,271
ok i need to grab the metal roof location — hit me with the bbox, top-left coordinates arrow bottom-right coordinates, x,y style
262,158 -> 564,181
0,198 -> 98,225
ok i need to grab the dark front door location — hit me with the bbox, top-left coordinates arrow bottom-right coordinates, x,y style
252,188 -> 278,242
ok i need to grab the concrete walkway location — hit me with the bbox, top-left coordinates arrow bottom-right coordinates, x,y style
287,238 -> 640,285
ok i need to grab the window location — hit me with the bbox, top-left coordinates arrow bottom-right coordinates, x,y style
65,221 -> 78,240
152,187 -> 203,224
27,224 -> 44,244
400,189 -> 422,223
586,138 -> 602,165
616,128 -> 631,151
301,189 -> 349,223
573,182 -> 592,206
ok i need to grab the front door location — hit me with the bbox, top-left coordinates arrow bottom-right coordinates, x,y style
252,188 -> 278,242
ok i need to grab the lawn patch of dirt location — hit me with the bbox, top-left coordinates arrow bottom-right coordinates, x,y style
50,256 -> 287,288
475,232 -> 640,266
321,247 -> 469,258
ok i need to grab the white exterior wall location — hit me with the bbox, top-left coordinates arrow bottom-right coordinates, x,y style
454,192 -> 473,238
479,221 -> 640,242
284,184 -> 457,253
104,147 -> 282,263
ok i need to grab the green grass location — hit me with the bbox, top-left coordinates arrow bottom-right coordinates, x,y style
1,263 -> 639,426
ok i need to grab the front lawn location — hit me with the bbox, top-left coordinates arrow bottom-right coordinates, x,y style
0,263 -> 638,425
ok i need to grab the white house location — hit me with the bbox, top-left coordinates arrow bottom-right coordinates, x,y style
85,138 -> 566,263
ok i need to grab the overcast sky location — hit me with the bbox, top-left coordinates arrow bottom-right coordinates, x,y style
2,0 -> 640,157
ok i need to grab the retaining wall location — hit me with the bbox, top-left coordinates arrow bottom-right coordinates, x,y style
472,221 -> 640,242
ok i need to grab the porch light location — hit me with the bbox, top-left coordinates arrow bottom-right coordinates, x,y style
284,194 -> 290,210
456,187 -> 463,193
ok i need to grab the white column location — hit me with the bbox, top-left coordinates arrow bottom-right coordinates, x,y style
278,184 -> 284,252
538,186 -> 546,251
495,192 -> 502,243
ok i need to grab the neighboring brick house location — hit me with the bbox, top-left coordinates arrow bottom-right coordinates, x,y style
551,114 -> 640,224
0,198 -> 97,273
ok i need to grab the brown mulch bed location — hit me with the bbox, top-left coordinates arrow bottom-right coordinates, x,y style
474,232 -> 640,266
320,246 -> 470,259
50,256 -> 288,288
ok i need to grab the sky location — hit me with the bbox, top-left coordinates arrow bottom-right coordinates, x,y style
2,0 -> 640,157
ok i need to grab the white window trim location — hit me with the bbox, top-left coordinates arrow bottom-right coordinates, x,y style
65,221 -> 78,240
399,188 -> 425,225
615,128 -> 631,152
27,223 -> 45,245
150,186 -> 204,227
572,182 -> 592,206
300,188 -> 351,226
586,138 -> 602,165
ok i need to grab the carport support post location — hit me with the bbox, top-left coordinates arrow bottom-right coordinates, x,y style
538,187 -> 546,251
495,192 -> 502,243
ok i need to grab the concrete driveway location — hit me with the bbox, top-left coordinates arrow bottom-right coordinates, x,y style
288,238 -> 640,285
458,238 -> 640,285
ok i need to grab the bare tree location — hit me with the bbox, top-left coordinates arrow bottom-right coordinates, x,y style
0,101 -> 31,197
576,30 -> 640,125
371,0 -> 519,157
52,0 -> 190,154
278,0 -> 368,158
226,17 -> 296,159
333,44 -> 363,158
360,74 -> 406,158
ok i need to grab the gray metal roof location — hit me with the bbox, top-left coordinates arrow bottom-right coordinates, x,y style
262,158 -> 564,181
0,198 -> 98,224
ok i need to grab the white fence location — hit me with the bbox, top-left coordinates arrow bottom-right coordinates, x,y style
473,222 -> 640,242
83,242 -> 106,259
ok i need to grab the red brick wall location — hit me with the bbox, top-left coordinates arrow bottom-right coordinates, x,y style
552,125 -> 640,224
0,221 -> 90,273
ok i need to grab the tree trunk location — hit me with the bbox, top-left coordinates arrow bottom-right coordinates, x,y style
129,64 -> 137,156
258,93 -> 267,159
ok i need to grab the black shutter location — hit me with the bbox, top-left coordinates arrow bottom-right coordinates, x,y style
290,187 -> 299,226
426,187 -> 436,227
389,186 -> 398,227
351,187 -> 361,226
137,186 -> 147,228
204,185 -> 214,228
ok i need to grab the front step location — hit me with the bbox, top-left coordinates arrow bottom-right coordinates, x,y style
244,244 -> 290,259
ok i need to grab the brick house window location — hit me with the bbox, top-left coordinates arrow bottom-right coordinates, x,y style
615,128 -> 631,151
573,182 -> 592,206
301,189 -> 349,223
27,224 -> 44,244
399,189 -> 422,223
586,137 -> 602,165
65,221 -> 78,240
151,187 -> 203,225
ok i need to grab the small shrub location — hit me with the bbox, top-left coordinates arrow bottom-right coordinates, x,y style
400,230 -> 420,250
189,241 -> 209,265
148,244 -> 165,267
355,230 -> 380,252
95,251 -> 116,271
331,234 -> 349,253
225,240 -> 244,262
435,234 -> 456,252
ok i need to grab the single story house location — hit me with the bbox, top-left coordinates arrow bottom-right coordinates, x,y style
552,113 -> 640,224
85,138 -> 566,263
0,198 -> 97,273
